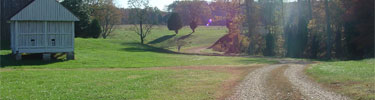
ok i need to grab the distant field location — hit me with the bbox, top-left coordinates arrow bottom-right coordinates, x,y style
306,59 -> 375,100
110,25 -> 228,51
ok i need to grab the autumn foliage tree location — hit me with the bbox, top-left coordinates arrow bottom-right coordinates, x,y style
167,0 -> 211,26
342,0 -> 374,59
209,0 -> 243,54
189,20 -> 198,33
93,3 -> 122,39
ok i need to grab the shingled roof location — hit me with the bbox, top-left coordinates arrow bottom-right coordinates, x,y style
10,0 -> 79,21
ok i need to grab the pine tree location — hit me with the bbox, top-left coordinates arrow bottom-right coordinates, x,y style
89,19 -> 102,38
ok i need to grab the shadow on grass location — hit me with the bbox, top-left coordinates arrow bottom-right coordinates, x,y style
148,34 -> 176,44
122,42 -> 178,54
237,57 -> 280,64
178,33 -> 193,40
122,42 -> 253,56
1,53 -> 64,68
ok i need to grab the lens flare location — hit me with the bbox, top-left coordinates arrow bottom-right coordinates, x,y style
206,19 -> 213,26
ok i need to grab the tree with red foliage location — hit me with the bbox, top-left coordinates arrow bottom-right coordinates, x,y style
209,0 -> 243,54
342,0 -> 374,59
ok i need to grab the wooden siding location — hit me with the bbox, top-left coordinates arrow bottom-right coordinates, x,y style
10,22 -> 15,52
0,0 -> 34,49
10,0 -> 79,21
46,22 -> 73,48
11,21 -> 74,53
17,21 -> 45,48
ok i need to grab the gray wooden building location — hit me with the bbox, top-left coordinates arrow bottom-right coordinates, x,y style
10,0 -> 79,60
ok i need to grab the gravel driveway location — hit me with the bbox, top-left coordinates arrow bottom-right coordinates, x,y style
285,64 -> 350,100
226,65 -> 283,100
226,60 -> 350,100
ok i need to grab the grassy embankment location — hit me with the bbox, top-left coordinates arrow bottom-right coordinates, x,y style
306,59 -> 375,100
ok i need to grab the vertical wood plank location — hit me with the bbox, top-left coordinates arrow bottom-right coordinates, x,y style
72,22 -> 74,50
59,22 -> 62,47
44,21 -> 47,52
15,21 -> 18,52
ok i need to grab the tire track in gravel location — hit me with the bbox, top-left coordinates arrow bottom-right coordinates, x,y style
225,64 -> 283,100
265,65 -> 305,100
285,64 -> 350,100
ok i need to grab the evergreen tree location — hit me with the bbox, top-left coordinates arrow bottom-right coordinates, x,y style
89,19 -> 102,38
61,0 -> 90,37
264,33 -> 275,56
167,13 -> 183,34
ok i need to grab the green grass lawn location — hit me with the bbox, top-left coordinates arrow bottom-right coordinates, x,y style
0,38 -> 275,68
0,69 -> 229,100
306,59 -> 375,100
111,25 -> 228,50
1,25 -> 275,68
0,25 -> 276,99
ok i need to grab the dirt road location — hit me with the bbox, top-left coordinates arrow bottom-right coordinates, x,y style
226,60 -> 350,100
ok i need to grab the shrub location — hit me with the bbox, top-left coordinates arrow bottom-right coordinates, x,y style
89,19 -> 102,38
189,20 -> 198,33
167,13 -> 183,34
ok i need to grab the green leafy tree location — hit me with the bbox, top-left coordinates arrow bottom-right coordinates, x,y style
89,19 -> 102,38
167,13 -> 183,34
61,0 -> 90,37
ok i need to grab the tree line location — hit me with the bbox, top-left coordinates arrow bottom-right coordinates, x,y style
212,0 -> 373,60
64,0 -> 373,60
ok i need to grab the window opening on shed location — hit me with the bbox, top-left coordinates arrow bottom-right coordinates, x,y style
31,39 -> 35,46
51,39 -> 56,46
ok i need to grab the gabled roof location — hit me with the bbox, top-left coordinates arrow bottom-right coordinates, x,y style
10,0 -> 79,21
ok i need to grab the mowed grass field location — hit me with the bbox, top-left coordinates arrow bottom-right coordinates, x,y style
1,26 -> 275,68
306,59 -> 375,100
111,25 -> 228,49
0,25 -> 276,99
0,69 -> 229,99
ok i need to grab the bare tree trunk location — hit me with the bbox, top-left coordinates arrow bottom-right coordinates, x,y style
102,16 -> 110,39
140,20 -> 144,44
281,0 -> 284,25
245,0 -> 254,36
324,0 -> 332,59
335,25 -> 342,58
308,0 -> 312,20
